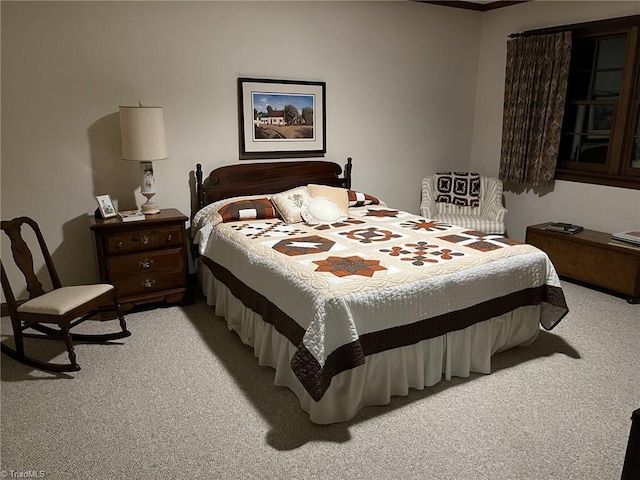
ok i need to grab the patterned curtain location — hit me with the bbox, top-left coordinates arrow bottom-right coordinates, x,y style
499,32 -> 571,186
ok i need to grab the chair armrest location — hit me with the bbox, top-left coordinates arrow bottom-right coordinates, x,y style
480,197 -> 507,222
420,177 -> 437,218
478,177 -> 507,222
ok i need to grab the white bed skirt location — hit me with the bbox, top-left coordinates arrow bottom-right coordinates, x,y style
200,266 -> 541,424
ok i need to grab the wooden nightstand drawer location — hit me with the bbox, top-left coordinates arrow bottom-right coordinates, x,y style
107,248 -> 185,277
155,226 -> 184,248
112,270 -> 186,297
105,225 -> 183,254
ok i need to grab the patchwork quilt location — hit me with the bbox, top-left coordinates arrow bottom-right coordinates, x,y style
194,205 -> 568,401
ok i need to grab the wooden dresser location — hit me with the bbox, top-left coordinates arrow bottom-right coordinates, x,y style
525,223 -> 640,304
89,208 -> 191,310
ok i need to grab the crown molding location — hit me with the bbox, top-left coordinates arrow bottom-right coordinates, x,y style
415,1 -> 530,12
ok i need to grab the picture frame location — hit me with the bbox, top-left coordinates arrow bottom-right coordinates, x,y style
237,77 -> 326,160
95,194 -> 117,218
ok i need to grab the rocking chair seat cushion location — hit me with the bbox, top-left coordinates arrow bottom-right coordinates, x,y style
17,284 -> 114,315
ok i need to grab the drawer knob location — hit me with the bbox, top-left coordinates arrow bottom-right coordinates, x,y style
139,258 -> 154,269
132,234 -> 151,245
141,278 -> 156,288
166,234 -> 172,242
116,241 -> 123,249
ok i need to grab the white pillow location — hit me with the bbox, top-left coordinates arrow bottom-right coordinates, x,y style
301,197 -> 348,225
271,186 -> 312,224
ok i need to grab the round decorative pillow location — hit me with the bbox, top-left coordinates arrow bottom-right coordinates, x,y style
301,197 -> 348,225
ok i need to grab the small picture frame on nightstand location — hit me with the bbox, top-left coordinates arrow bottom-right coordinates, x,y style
96,194 -> 117,218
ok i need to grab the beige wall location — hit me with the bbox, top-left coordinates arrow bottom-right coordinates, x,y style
1,1 -> 639,297
1,1 -> 481,293
471,1 -> 640,240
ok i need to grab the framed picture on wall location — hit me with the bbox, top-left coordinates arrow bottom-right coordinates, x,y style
95,194 -> 116,218
237,77 -> 326,160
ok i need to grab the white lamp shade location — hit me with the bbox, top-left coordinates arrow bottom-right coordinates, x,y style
119,106 -> 169,161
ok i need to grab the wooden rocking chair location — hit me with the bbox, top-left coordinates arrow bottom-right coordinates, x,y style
1,216 -> 131,372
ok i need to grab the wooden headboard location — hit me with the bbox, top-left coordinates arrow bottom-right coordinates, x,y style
195,157 -> 352,210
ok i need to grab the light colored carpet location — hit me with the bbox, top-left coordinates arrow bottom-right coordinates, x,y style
1,281 -> 638,480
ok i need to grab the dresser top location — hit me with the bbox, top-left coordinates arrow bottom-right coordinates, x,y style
89,208 -> 187,231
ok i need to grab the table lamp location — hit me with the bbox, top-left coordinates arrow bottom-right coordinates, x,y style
119,105 -> 169,214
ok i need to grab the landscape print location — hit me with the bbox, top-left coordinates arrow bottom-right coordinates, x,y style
252,92 -> 315,141
238,78 -> 325,158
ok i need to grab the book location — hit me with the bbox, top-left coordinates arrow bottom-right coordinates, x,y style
608,238 -> 640,251
117,210 -> 145,222
611,230 -> 640,246
544,222 -> 584,234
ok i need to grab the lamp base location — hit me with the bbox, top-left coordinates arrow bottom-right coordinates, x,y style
141,192 -> 160,215
141,202 -> 160,215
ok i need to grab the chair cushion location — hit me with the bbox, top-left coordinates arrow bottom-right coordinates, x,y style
435,214 -> 505,235
17,285 -> 114,315
437,202 -> 482,216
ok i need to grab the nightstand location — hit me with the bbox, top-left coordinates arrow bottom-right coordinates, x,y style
89,208 -> 191,311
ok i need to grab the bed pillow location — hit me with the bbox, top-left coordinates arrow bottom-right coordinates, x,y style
217,198 -> 276,223
307,184 -> 349,215
207,194 -> 273,212
191,195 -> 276,255
348,190 -> 381,207
301,197 -> 348,225
270,186 -> 312,224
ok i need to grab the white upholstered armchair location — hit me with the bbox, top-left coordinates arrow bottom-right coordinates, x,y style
420,174 -> 507,234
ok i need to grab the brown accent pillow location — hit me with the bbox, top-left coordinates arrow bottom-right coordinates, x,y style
348,190 -> 380,207
217,198 -> 276,222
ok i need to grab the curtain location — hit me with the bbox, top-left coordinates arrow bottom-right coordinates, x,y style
499,32 -> 571,186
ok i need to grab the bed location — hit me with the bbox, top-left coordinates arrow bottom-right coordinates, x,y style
192,159 -> 568,424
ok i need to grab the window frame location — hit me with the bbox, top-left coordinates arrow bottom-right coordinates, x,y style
552,15 -> 640,190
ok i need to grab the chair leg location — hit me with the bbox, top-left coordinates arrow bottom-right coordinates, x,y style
1,322 -> 81,373
1,342 -> 80,372
114,295 -> 130,336
118,314 -> 129,335
10,316 -> 26,358
28,294 -> 131,342
60,326 -> 80,371
70,295 -> 130,342
1,290 -> 130,373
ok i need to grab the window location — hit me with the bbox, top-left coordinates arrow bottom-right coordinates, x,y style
556,16 -> 640,189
